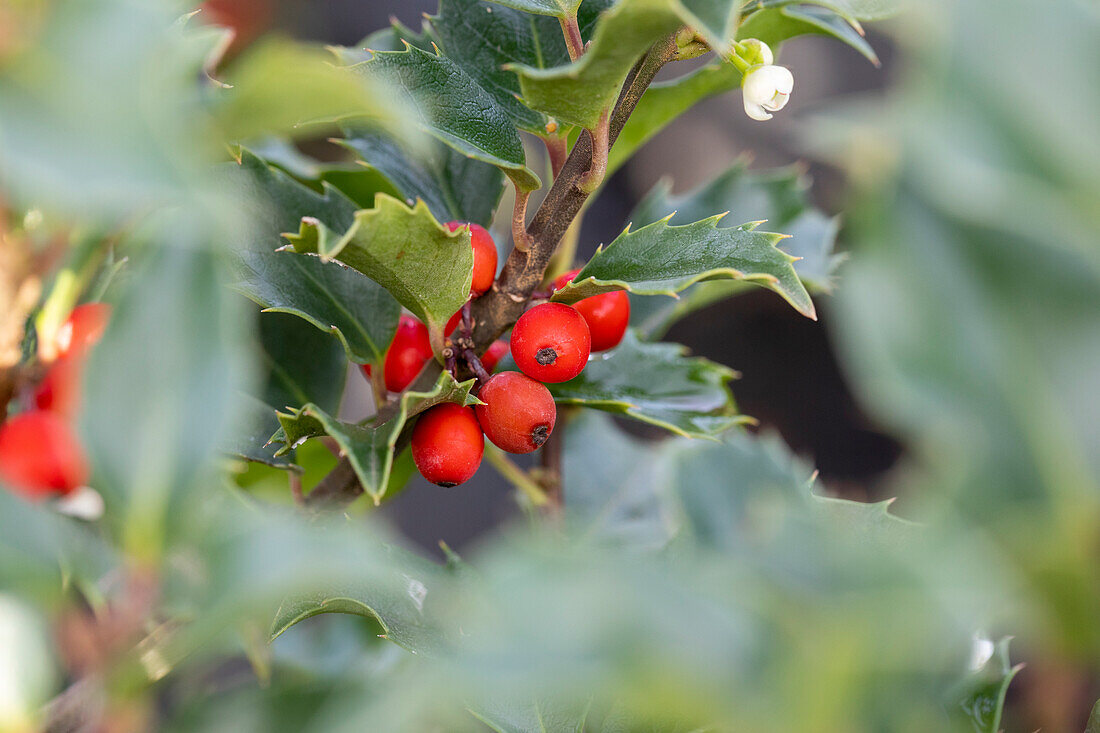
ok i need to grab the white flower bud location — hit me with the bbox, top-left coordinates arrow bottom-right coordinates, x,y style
739,39 -> 773,67
741,64 -> 794,121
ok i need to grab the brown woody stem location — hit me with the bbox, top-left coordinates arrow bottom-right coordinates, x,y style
576,109 -> 610,194
511,186 -> 533,252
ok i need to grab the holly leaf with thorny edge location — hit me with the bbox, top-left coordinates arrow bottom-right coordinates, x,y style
344,44 -> 541,193
228,149 -> 401,365
283,194 -> 473,353
546,331 -> 750,438
511,0 -> 739,129
274,371 -> 481,504
551,214 -> 816,320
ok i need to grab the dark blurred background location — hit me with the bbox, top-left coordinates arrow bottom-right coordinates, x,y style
215,0 -> 905,553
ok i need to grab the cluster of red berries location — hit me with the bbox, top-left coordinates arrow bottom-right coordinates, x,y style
401,224 -> 631,488
0,303 -> 110,501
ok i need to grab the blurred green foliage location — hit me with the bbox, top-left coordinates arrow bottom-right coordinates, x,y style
0,0 -> 1096,730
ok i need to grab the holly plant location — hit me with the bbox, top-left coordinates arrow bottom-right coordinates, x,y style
1,0 -> 1099,731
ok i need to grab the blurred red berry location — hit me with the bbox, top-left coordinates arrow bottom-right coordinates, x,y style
411,403 -> 483,487
0,411 -> 89,499
446,222 -> 497,296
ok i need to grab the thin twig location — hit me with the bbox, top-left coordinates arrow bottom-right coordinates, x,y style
288,472 -> 304,506
462,348 -> 491,385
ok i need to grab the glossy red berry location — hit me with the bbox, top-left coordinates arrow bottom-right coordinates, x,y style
361,315 -> 434,393
446,222 -> 497,296
34,356 -> 84,418
510,303 -> 590,383
481,340 -> 509,372
475,372 -> 557,454
55,303 -> 111,360
553,269 -> 630,352
411,403 -> 484,487
0,411 -> 89,499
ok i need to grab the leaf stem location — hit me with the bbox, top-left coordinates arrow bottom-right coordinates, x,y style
542,134 -> 569,179
559,14 -> 585,62
484,444 -> 549,507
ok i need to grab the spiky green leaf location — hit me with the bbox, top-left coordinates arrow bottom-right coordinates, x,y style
275,372 -> 480,504
283,194 -> 472,351
552,215 -> 816,319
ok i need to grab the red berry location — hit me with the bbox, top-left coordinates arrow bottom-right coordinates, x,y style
361,315 -> 434,393
446,222 -> 497,296
411,403 -> 484,487
475,372 -> 556,454
446,309 -> 462,337
553,269 -> 630,352
34,356 -> 84,418
55,303 -> 111,360
481,340 -> 509,372
0,411 -> 89,499
510,303 -> 590,383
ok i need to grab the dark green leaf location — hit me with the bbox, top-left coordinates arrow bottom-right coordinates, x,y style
432,0 -> 613,133
345,46 -> 540,191
339,124 -> 505,227
258,312 -> 346,415
737,4 -> 878,65
512,0 -> 738,129
228,150 -> 401,365
275,372 -> 480,504
227,395 -> 297,470
545,331 -> 748,438
284,194 -> 473,350
552,215 -> 816,319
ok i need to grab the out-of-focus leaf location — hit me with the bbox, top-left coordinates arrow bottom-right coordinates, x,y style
338,124 -> 504,227
0,491 -> 116,607
627,161 -> 841,337
345,46 -> 540,192
275,372 -> 480,504
512,0 -> 738,129
81,240 -> 252,560
468,696 -> 595,733
545,331 -> 748,438
213,38 -> 409,143
0,0 -> 210,218
1088,699 -> 1100,733
951,637 -> 1021,733
284,195 -> 473,351
737,4 -> 878,65
552,215 -> 816,320
229,150 -> 401,365
827,0 -> 1100,653
431,0 -> 612,133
